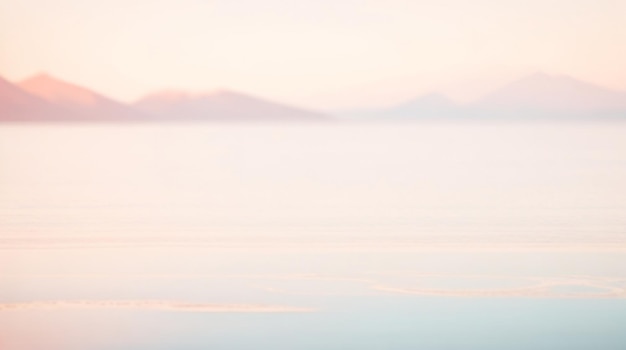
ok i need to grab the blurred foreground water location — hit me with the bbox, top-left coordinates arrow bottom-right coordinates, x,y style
1,121 -> 626,349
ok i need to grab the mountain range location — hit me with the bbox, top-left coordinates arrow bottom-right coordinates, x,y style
0,74 -> 327,122
18,74 -> 147,121
0,75 -> 72,121
351,73 -> 626,120
1,72 -> 626,121
135,89 -> 324,121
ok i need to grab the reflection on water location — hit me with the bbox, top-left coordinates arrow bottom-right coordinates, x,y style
1,122 -> 626,349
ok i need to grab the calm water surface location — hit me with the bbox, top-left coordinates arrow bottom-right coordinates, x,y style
1,122 -> 625,349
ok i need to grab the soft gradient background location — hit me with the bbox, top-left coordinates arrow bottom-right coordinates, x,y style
2,1 -> 626,349
1,0 -> 625,109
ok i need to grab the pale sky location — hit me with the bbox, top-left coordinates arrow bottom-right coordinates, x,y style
1,0 -> 625,110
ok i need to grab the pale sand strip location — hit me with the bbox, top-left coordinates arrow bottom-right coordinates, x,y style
0,300 -> 314,312
374,279 -> 626,299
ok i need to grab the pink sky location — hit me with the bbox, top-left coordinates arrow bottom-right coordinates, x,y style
1,0 -> 625,110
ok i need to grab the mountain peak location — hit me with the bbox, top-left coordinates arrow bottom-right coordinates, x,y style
19,73 -> 100,106
135,88 -> 327,121
27,72 -> 56,82
137,89 -> 246,104
16,73 -> 145,120
0,74 -> 74,121
475,72 -> 626,113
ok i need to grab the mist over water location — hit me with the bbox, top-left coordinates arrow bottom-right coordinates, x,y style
1,121 -> 626,349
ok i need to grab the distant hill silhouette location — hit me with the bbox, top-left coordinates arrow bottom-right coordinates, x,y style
4,71 -> 626,122
1,73 -> 327,122
0,75 -> 74,121
472,72 -> 626,118
354,73 -> 626,120
135,89 -> 328,121
351,93 -> 461,119
19,74 -> 147,121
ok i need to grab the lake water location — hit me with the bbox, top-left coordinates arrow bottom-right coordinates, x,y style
1,122 -> 626,349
